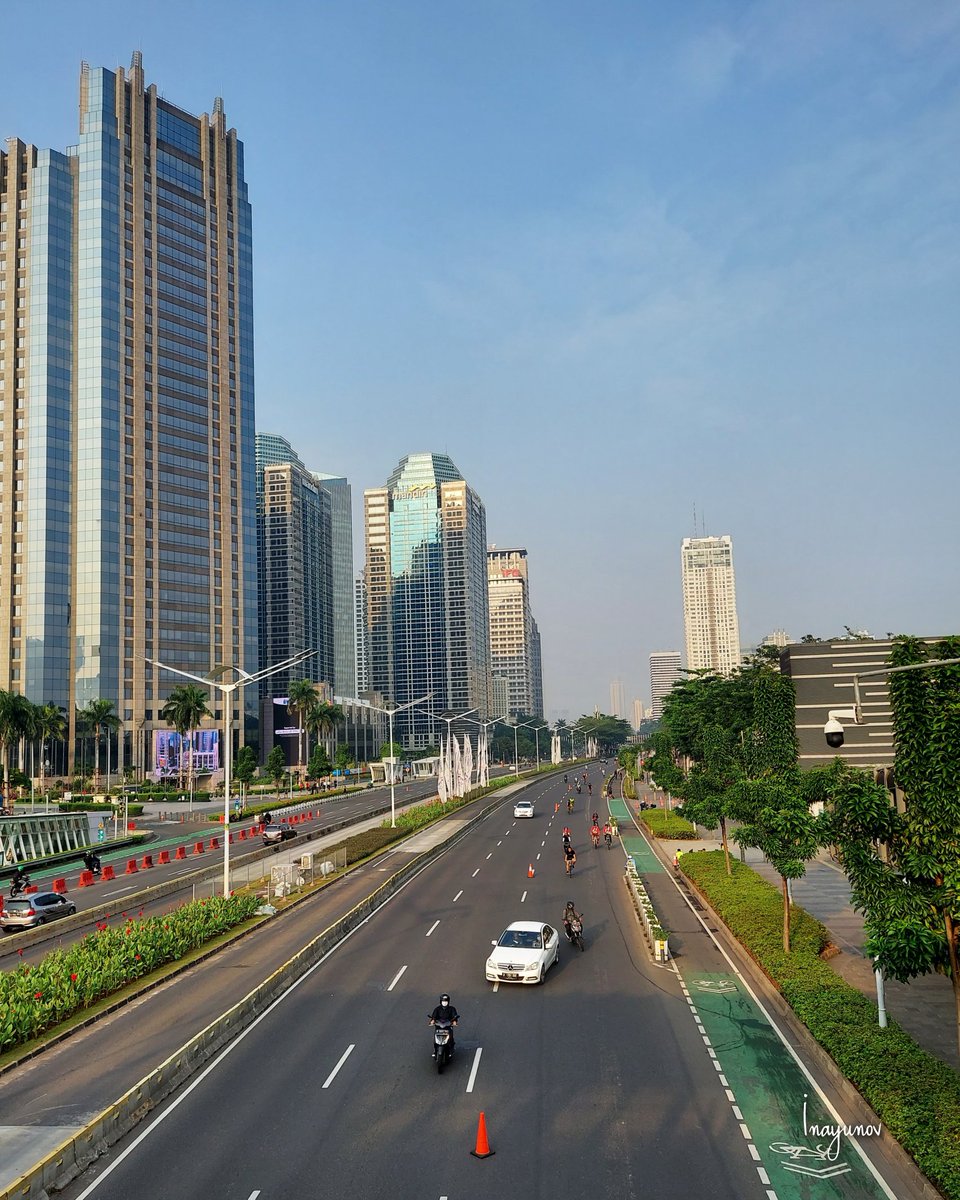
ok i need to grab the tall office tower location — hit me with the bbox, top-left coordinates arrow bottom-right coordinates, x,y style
314,474 -> 355,699
649,651 -> 683,720
0,54 -> 257,773
681,535 -> 741,674
364,453 -> 491,748
632,698 -> 644,730
354,571 -> 370,694
610,679 -> 626,719
255,433 -> 333,701
487,547 -> 543,717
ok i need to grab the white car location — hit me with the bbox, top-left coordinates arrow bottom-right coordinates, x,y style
513,800 -> 535,818
486,920 -> 560,985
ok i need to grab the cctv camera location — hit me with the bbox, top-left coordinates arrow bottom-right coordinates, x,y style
824,717 -> 844,748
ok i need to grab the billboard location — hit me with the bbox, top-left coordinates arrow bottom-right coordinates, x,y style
154,729 -> 220,778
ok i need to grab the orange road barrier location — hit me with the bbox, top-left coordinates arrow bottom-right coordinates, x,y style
192,841 -> 205,855
470,1112 -> 495,1159
141,854 -> 154,869
124,859 -> 138,874
102,864 -> 116,880
209,837 -> 220,851
78,869 -> 95,887
157,850 -> 170,864
238,829 -> 247,840
174,846 -> 187,860
52,877 -> 68,894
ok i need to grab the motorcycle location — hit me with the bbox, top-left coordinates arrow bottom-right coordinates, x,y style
83,853 -> 102,877
10,871 -> 30,898
431,1017 -> 455,1073
565,917 -> 585,952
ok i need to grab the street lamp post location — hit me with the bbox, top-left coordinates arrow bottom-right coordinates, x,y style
147,649 -> 315,896
462,713 -> 506,787
335,692 -> 434,827
435,707 -> 479,794
511,719 -> 537,778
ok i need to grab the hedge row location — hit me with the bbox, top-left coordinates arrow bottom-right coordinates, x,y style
681,851 -> 960,1200
640,809 -> 697,839
58,801 -> 145,817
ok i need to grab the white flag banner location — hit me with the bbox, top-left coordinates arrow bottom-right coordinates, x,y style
438,761 -> 449,805
451,733 -> 464,799
551,733 -> 561,765
462,734 -> 474,793
479,729 -> 489,787
444,730 -> 455,796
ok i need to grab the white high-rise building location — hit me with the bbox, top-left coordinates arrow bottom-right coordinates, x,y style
487,547 -> 543,717
609,679 -> 626,719
649,651 -> 683,720
681,535 -> 741,675
632,698 -> 644,730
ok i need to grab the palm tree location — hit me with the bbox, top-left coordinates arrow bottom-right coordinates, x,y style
307,701 -> 344,763
80,700 -> 121,793
287,678 -> 319,777
0,691 -> 34,809
159,685 -> 213,794
36,703 -> 66,795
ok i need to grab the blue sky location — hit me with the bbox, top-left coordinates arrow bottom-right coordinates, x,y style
4,2 -> 959,720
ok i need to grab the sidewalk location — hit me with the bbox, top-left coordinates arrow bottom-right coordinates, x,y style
626,786 -> 959,1073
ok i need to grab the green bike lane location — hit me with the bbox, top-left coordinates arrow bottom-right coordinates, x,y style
633,843 -> 898,1199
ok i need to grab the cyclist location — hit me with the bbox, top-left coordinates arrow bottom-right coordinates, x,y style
587,781 -> 592,796
564,842 -> 577,876
591,811 -> 600,827
591,822 -> 601,848
567,796 -> 575,813
603,821 -> 613,848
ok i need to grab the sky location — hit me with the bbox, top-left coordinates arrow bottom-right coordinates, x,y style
3,1 -> 959,722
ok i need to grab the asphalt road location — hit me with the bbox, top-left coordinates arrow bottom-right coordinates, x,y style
57,765 -> 773,1200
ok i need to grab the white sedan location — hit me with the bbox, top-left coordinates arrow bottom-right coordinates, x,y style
486,920 -> 560,985
513,800 -> 535,818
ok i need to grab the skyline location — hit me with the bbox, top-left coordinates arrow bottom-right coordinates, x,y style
3,2 -> 958,720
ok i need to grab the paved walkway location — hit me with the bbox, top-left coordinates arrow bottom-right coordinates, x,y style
626,785 -> 959,1073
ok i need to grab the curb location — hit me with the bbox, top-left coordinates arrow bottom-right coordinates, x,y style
0,782 -> 532,1200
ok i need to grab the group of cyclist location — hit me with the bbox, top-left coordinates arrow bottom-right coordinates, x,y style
560,806 -> 614,875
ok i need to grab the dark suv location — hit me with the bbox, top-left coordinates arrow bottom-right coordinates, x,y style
2,892 -> 77,931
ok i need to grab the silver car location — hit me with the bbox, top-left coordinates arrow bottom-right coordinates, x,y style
2,892 -> 77,931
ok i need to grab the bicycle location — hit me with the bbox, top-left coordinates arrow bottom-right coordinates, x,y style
564,851 -> 577,876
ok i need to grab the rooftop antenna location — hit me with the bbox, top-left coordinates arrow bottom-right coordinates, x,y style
692,501 -> 697,538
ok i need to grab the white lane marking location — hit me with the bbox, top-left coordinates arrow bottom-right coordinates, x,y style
758,1166 -> 770,1183
738,1123 -> 752,1140
322,1044 -> 355,1089
749,1144 -> 762,1162
540,841 -> 546,848
104,886 -> 137,896
247,1193 -> 261,1200
521,890 -> 527,903
536,852 -> 541,861
465,1046 -> 483,1093
426,920 -> 440,937
486,853 -> 493,860
497,841 -> 502,846
491,981 -> 499,992
732,1106 -> 743,1120
387,965 -> 407,992
472,868 -> 480,877
453,890 -> 463,902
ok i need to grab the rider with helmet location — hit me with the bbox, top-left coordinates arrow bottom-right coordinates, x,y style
562,901 -> 583,941
429,994 -> 459,1057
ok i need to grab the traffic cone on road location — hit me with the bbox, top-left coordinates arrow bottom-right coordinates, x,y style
470,1111 -> 495,1159
527,863 -> 535,878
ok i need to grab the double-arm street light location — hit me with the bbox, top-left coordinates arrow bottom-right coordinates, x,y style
511,718 -> 538,777
147,648 -> 315,897
337,692 -> 434,827
462,713 -> 506,785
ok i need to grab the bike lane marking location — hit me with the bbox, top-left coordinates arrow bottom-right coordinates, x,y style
681,969 -> 893,1200
620,834 -> 663,874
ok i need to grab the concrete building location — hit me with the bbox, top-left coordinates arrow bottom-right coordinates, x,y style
314,473 -> 355,700
364,453 -> 491,748
632,698 -> 644,730
681,535 -> 741,674
610,679 -> 626,719
649,651 -> 683,720
255,437 -> 334,706
0,54 -> 257,773
487,546 -> 543,717
354,570 -> 370,694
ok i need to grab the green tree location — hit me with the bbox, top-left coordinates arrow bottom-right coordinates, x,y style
286,678 -> 318,776
334,744 -> 353,769
379,742 -> 403,760
308,744 -> 331,779
307,701 -> 344,761
0,693 -> 37,804
677,724 -> 744,876
266,745 -> 287,790
232,744 -> 258,801
79,699 -> 121,793
574,713 -> 631,755
36,704 -> 66,793
829,635 -> 960,1055
159,686 -> 212,793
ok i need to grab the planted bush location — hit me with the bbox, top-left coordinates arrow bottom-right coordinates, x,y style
0,894 -> 259,1054
641,810 -> 697,839
682,851 -> 960,1200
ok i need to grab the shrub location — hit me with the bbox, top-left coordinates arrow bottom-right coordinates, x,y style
641,809 -> 697,839
682,851 -> 960,1200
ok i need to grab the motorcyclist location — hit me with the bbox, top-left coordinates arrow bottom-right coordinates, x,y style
83,850 -> 102,875
429,994 -> 459,1057
10,865 -> 29,896
562,901 -> 582,941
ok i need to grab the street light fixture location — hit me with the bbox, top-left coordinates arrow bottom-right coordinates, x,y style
336,692 -> 434,827
147,648 -> 315,896
510,718 -> 537,778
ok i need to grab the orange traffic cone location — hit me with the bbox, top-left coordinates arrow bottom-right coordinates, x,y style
527,863 -> 535,878
470,1111 -> 495,1159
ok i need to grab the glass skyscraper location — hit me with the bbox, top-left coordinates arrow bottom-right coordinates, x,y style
364,453 -> 491,748
1,54 -> 258,772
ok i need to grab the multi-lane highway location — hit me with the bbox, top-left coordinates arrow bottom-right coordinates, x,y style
43,764 -> 906,1200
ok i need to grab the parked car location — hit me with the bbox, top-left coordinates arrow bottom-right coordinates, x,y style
513,800 -> 535,819
485,920 -> 559,985
262,824 -> 298,845
1,892 -> 77,931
